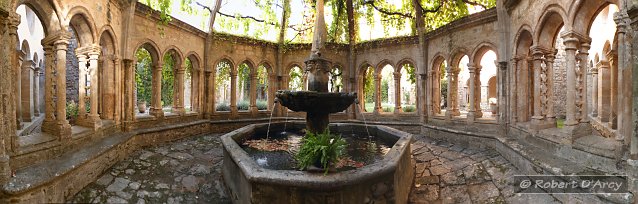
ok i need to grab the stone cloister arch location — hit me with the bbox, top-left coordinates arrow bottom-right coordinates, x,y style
185,53 -> 202,113
468,43 -> 498,120
236,60 -> 255,113
256,61 -> 274,110
396,59 -> 417,114
98,29 -> 117,122
133,41 -> 161,118
358,62 -> 375,113
213,58 -> 234,113
430,55 -> 447,116
377,60 -> 395,113
161,47 -> 184,115
511,27 -> 534,124
444,50 -> 469,120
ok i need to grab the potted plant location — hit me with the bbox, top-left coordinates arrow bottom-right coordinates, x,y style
489,98 -> 497,114
137,100 -> 147,113
296,130 -> 347,174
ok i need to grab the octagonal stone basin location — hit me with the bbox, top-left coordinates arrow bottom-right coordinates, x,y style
221,122 -> 414,204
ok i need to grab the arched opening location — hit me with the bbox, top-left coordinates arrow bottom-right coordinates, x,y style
477,49 -> 497,118
379,64 -> 394,113
457,55 -> 470,112
134,46 -> 156,117
288,65 -> 305,91
514,29 -> 533,123
329,66 -> 343,93
256,63 -> 270,110
215,60 -> 232,111
236,62 -> 251,112
431,56 -> 446,116
399,63 -> 416,113
185,55 -> 201,113
161,51 -> 179,113
361,65 -> 375,112
98,31 -> 116,120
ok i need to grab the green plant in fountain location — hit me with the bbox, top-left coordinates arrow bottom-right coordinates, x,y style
296,129 -> 347,174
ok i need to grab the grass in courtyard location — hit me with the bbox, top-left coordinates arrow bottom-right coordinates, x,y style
362,103 -> 415,113
557,118 -> 564,129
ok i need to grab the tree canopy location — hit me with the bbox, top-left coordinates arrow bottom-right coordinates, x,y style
141,0 -> 496,43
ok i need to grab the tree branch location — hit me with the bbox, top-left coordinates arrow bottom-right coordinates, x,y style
461,0 -> 488,9
416,0 -> 445,14
362,0 -> 414,19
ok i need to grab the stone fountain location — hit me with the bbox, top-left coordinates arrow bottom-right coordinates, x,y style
220,0 -> 413,203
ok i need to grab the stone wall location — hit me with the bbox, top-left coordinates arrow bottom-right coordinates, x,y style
66,30 -> 80,104
553,35 -> 567,118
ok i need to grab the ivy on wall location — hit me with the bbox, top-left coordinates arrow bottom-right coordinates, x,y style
135,48 -> 153,104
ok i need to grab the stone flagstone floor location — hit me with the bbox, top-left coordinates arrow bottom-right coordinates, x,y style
70,133 -> 603,204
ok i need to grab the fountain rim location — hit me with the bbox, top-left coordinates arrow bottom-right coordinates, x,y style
221,122 -> 412,189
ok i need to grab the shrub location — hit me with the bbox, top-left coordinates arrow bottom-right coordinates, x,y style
256,100 -> 269,110
237,100 -> 250,111
403,105 -> 416,112
216,103 -> 230,111
296,130 -> 347,174
66,101 -> 79,121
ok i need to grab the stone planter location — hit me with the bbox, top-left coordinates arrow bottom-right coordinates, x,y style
138,101 -> 147,113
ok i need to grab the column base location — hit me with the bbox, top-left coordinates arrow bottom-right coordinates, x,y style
42,120 -> 71,138
149,108 -> 164,118
475,109 -> 483,118
394,107 -> 402,114
0,155 -> 10,183
467,111 -> 476,123
122,120 -> 134,131
172,107 -> 186,116
445,109 -> 454,120
561,123 -> 591,141
531,117 -> 555,130
77,115 -> 102,130
451,109 -> 460,116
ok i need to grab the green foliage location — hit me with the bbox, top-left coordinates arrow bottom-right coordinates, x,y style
403,105 -> 416,112
289,66 -> 304,91
363,67 -> 374,103
441,78 -> 448,107
216,103 -> 230,111
381,78 -> 389,103
216,61 -> 231,104
329,67 -> 343,92
135,48 -> 153,104
162,53 -> 176,107
66,101 -> 79,121
296,130 -> 347,174
237,100 -> 250,111
403,63 -> 416,85
238,63 -> 251,103
257,100 -> 269,110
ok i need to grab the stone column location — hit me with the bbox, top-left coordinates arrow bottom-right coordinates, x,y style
562,35 -> 580,127
393,71 -> 402,113
206,70 -> 214,117
33,65 -> 41,116
87,50 -> 102,128
578,42 -> 591,124
374,74 -> 382,114
15,51 -> 23,129
51,34 -> 72,137
530,47 -> 545,126
431,70 -> 440,115
497,61 -> 508,123
474,65 -> 483,118
591,63 -> 598,117
509,57 -> 520,123
598,61 -> 611,122
608,48 -> 618,129
467,64 -> 478,122
450,68 -> 460,116
20,59 -> 35,122
230,70 -> 238,117
249,73 -> 258,114
614,11 -> 630,144
123,59 -> 134,130
41,44 -> 56,130
545,50 -> 557,124
0,12 -> 21,184
76,54 -> 88,121
150,63 -> 164,118
113,57 -> 121,123
173,65 -> 186,115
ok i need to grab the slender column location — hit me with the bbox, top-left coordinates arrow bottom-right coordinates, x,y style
497,61 -> 508,123
87,51 -> 102,128
598,61 -> 611,122
614,11 -> 630,144
591,62 -> 598,117
42,45 -> 56,127
113,57 -> 121,123
15,51 -> 23,129
150,63 -> 164,118
562,36 -> 580,127
545,50 -> 557,123
123,59 -> 134,129
206,70 -> 214,117
431,70 -> 440,114
510,57 -> 520,123
21,58 -> 35,121
578,43 -> 591,124
393,71 -> 402,113
76,54 -> 88,120
249,73 -> 258,114
474,65 -> 483,118
467,64 -> 477,122
230,70 -> 238,116
445,67 -> 460,119
530,48 -> 545,124
374,74 -> 382,114
33,65 -> 41,116
173,66 -> 186,115
55,37 -> 72,137
608,48 -> 618,129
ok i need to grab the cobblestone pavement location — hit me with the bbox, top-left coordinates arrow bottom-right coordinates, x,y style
71,133 -> 580,204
